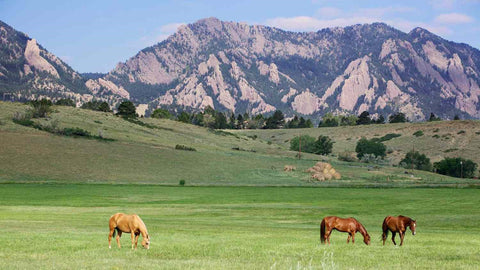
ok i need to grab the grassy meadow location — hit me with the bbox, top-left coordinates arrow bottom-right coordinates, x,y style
1,184 -> 479,269
1,101 -> 480,269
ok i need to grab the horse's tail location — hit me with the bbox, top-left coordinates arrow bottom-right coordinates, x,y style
320,218 -> 326,244
382,217 -> 389,240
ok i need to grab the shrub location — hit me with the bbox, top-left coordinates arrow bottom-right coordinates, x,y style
313,135 -> 334,155
62,127 -> 91,137
413,130 -> 424,137
355,137 -> 386,159
151,108 -> 172,119
55,98 -> 76,107
81,100 -> 111,112
179,180 -> 186,186
290,135 -> 316,153
28,99 -> 53,118
434,157 -> 477,178
457,130 -> 465,135
360,153 -> 385,164
400,151 -> 432,171
338,151 -> 358,162
374,133 -> 401,142
12,111 -> 34,126
175,144 -> 196,151
389,112 -> 408,123
117,101 -> 137,118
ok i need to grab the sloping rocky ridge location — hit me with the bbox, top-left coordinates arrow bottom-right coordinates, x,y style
0,20 -> 123,105
92,18 -> 480,120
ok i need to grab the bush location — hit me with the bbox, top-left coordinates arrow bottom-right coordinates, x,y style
355,137 -> 386,159
175,144 -> 196,151
151,108 -> 172,119
12,111 -> 34,126
400,151 -> 432,171
338,151 -> 358,162
360,153 -> 385,164
117,101 -> 137,118
389,112 -> 408,123
62,127 -> 91,137
373,133 -> 401,142
413,130 -> 424,137
434,157 -> 477,178
290,135 -> 316,153
28,99 -> 53,118
55,98 -> 76,107
81,100 -> 111,112
313,135 -> 334,155
179,180 -> 186,186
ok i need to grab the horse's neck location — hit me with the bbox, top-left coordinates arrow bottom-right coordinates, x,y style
357,221 -> 368,237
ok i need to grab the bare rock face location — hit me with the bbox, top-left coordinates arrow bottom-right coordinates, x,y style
90,18 -> 480,120
4,18 -> 480,120
24,39 -> 59,78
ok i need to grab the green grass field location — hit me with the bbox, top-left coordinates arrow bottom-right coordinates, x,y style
0,184 -> 479,269
1,102 -> 480,269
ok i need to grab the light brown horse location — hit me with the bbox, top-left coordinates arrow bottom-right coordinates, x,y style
382,215 -> 416,246
108,213 -> 150,249
320,216 -> 371,245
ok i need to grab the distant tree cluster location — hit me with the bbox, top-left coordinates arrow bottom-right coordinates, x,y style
170,107 -> 287,130
434,157 -> 477,178
290,135 -> 333,155
81,100 -> 111,112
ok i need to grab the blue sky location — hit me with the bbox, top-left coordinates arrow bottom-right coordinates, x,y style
1,0 -> 479,73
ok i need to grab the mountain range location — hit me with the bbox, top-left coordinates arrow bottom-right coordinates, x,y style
2,17 -> 480,120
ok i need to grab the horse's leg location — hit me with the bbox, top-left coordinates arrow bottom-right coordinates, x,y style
134,233 -> 140,249
347,233 -> 351,243
399,232 -> 405,246
382,230 -> 387,246
108,228 -> 114,249
116,230 -> 122,248
391,232 -> 397,245
131,232 -> 136,249
351,232 -> 355,244
326,228 -> 332,244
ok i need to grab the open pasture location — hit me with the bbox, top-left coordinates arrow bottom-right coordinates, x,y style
0,184 -> 479,269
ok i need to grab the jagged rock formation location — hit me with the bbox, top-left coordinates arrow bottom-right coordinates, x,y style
0,20 -> 123,105
86,18 -> 480,120
2,18 -> 480,120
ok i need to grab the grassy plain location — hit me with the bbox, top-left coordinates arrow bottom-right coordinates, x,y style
0,184 -> 479,269
1,102 -> 480,269
1,101 -> 478,187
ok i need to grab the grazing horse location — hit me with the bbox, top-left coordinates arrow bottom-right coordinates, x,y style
108,213 -> 150,249
320,216 -> 371,245
382,215 -> 416,246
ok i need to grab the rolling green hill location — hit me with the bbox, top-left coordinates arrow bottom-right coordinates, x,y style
0,101 -> 478,187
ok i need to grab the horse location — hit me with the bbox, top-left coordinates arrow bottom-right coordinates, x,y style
108,213 -> 150,249
320,216 -> 371,245
382,215 -> 416,246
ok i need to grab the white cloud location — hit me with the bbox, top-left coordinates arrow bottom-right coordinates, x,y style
434,13 -> 474,24
140,22 -> 186,46
386,19 -> 453,36
429,0 -> 456,9
358,6 -> 416,17
317,7 -> 342,18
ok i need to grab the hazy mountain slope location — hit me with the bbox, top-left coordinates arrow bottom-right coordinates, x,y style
0,20 -> 123,104
91,18 -> 480,120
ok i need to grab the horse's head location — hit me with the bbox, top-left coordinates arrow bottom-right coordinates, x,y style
364,234 -> 371,245
141,234 -> 150,249
410,220 -> 416,235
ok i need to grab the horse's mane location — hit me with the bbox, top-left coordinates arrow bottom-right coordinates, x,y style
355,219 -> 369,236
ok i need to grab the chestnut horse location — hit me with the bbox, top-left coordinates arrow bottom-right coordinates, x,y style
108,213 -> 150,249
382,215 -> 416,246
320,216 -> 371,245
